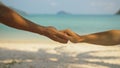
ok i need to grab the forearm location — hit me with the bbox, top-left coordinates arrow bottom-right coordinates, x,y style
1,17 -> 46,35
0,4 -> 46,35
0,4 -> 69,43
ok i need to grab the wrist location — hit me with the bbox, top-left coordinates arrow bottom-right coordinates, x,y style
38,26 -> 56,36
36,26 -> 47,35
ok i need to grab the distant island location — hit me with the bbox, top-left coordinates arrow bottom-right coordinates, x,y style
57,11 -> 71,15
10,7 -> 27,15
116,10 -> 120,14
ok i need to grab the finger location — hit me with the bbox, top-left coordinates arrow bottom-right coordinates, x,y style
60,29 -> 83,43
60,29 -> 78,42
44,28 -> 68,43
48,34 -> 68,43
56,32 -> 70,40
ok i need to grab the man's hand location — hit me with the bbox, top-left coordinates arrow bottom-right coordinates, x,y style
42,26 -> 69,43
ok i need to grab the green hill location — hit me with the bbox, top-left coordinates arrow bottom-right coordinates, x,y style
116,10 -> 120,14
57,11 -> 71,15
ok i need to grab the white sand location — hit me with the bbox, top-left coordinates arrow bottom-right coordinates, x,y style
0,42 -> 120,68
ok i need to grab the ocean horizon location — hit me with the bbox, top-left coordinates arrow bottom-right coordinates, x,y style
0,15 -> 120,42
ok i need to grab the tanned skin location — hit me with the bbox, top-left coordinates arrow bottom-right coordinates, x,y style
62,29 -> 120,45
0,4 -> 70,43
0,4 -> 120,45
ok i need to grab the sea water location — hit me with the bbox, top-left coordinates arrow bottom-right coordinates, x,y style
0,15 -> 120,42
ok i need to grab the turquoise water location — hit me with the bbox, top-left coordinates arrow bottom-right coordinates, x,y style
0,15 -> 120,41
25,15 -> 120,34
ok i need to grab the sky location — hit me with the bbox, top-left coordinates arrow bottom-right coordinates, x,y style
1,0 -> 120,15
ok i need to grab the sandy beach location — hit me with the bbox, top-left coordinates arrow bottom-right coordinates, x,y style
0,41 -> 120,68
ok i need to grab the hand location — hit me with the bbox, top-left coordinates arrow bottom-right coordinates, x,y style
43,26 -> 70,43
60,29 -> 84,43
